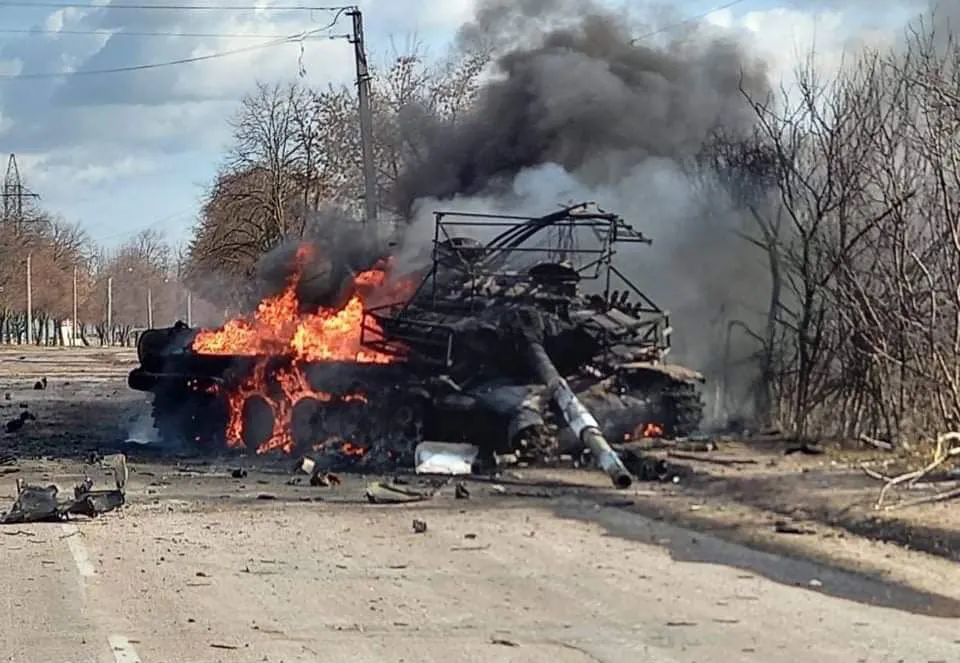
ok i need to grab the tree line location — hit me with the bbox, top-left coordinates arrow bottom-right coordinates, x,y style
700,22 -> 960,444
0,211 -> 217,346
185,45 -> 488,308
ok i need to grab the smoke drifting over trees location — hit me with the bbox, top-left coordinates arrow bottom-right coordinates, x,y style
183,0 -> 960,447
394,0 -> 769,212
383,0 -> 775,428
187,0 -> 778,428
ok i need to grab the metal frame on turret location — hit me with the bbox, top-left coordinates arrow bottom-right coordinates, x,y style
361,202 -> 672,368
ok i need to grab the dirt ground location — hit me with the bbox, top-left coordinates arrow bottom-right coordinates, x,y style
2,347 -> 960,663
620,435 -> 960,564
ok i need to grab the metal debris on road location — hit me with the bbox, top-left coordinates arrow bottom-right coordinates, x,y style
455,482 -> 470,499
617,448 -> 685,482
0,454 -> 127,524
667,451 -> 757,467
294,456 -> 316,476
414,442 -> 479,476
231,468 -> 247,479
292,455 -> 342,487
774,521 -> 815,535
364,481 -> 437,504
310,472 -> 341,487
310,472 -> 330,487
412,518 -> 428,533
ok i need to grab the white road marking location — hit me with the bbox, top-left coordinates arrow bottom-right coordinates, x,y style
61,530 -> 138,663
61,523 -> 96,577
108,635 -> 143,663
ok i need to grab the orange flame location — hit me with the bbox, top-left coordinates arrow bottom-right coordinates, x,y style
193,248 -> 395,363
340,442 -> 367,457
624,422 -> 665,441
193,244 -> 411,454
641,422 -> 664,438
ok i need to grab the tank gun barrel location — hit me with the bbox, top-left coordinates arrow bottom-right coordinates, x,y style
527,341 -> 633,489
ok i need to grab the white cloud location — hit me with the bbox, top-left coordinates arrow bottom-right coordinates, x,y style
0,58 -> 22,76
704,4 -> 905,98
423,0 -> 476,30
0,0 -> 913,245
26,152 -> 160,188
365,0 -> 476,34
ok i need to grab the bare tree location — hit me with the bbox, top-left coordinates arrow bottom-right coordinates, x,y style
227,82 -> 311,242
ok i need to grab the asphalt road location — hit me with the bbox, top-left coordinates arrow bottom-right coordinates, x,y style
0,347 -> 958,662
2,469 -> 960,663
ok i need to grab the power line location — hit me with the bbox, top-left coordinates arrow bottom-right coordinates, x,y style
92,206 -> 195,242
0,2 -> 353,11
0,20 -> 349,79
0,27 -> 331,39
631,0 -> 750,43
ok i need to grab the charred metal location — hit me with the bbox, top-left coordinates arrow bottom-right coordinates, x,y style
128,203 -> 705,488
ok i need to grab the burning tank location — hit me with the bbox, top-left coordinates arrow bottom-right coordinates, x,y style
128,203 -> 705,487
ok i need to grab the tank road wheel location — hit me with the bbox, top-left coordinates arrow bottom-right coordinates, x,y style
151,387 -> 227,449
608,370 -> 705,440
661,382 -> 704,438
240,395 -> 275,451
291,397 -> 324,451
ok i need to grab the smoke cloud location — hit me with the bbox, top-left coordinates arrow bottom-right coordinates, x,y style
255,207 -> 388,310
392,0 -> 773,421
394,0 -> 768,214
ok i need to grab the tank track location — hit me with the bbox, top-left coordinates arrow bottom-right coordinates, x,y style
659,381 -> 704,438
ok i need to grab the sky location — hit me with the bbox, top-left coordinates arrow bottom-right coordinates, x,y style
0,0 -> 924,249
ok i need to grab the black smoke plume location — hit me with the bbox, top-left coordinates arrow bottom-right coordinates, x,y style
394,0 -> 769,214
254,207 -> 388,310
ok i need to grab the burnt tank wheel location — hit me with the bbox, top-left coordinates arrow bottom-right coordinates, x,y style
661,382 -> 704,438
598,370 -> 705,440
151,386 -> 227,449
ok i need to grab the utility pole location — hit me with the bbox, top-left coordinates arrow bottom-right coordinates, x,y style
25,253 -> 31,345
348,7 -> 378,222
72,266 -> 78,346
186,291 -> 192,327
147,288 -> 153,329
106,276 -> 113,346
